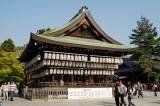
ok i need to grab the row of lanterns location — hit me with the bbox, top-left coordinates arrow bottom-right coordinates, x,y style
43,60 -> 119,69
32,69 -> 114,78
90,56 -> 123,64
44,52 -> 88,61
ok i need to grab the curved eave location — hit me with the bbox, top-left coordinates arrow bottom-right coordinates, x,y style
32,33 -> 138,52
44,11 -> 122,45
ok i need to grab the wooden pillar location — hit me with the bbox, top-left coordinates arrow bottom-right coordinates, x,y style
52,74 -> 55,87
89,75 -> 91,84
105,76 -> 107,87
71,75 -> 74,86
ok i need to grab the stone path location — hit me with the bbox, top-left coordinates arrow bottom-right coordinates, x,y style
2,91 -> 160,106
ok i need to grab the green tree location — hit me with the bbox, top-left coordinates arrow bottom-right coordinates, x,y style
36,28 -> 51,35
1,38 -> 15,52
129,16 -> 160,84
0,48 -> 25,82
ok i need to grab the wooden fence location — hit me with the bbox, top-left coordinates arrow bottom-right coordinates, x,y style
21,88 -> 68,101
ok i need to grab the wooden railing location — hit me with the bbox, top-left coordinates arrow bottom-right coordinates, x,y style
21,88 -> 68,100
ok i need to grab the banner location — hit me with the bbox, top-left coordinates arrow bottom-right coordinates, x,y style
68,88 -> 112,99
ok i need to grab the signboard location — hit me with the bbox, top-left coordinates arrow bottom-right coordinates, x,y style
68,88 -> 112,99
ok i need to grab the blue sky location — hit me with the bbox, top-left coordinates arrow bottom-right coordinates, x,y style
0,0 -> 160,46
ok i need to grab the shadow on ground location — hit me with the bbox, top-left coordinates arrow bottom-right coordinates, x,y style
97,101 -> 115,106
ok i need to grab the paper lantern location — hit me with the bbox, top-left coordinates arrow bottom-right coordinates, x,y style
44,53 -> 48,59
69,61 -> 72,67
91,70 -> 94,75
51,60 -> 54,66
64,69 -> 67,75
47,60 -> 50,65
103,71 -> 106,75
66,61 -> 69,66
54,69 -> 56,74
78,70 -> 81,75
97,70 -> 100,75
72,61 -> 76,67
52,53 -> 56,59
68,70 -> 71,75
99,70 -> 102,75
60,54 -> 63,60
63,54 -> 67,60
46,70 -> 49,75
56,54 -> 59,59
70,70 -> 73,75
94,70 -> 96,75
83,62 -> 86,67
84,56 -> 88,61
90,63 -> 93,68
79,62 -> 82,67
82,55 -> 85,61
50,69 -> 53,74
60,69 -> 63,74
80,70 -> 83,75
87,70 -> 90,75
62,61 -> 65,66
74,70 -> 77,75
84,70 -> 88,75
58,61 -> 61,66
75,55 -> 78,61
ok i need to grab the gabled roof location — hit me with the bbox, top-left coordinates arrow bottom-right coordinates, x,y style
43,6 -> 122,45
19,6 -> 138,62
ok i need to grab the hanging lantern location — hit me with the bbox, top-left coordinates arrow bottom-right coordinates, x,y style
51,60 -> 54,66
97,70 -> 100,75
60,69 -> 63,74
52,53 -> 55,59
72,61 -> 76,67
103,70 -> 106,75
68,70 -> 71,75
62,61 -> 65,66
54,69 -> 56,74
50,69 -> 53,74
82,55 -> 85,61
64,69 -> 67,75
94,70 -> 96,75
84,70 -> 88,75
91,70 -> 94,75
56,54 -> 59,59
60,54 -> 63,60
80,70 -> 83,75
47,60 -> 50,66
85,56 -> 88,61
100,70 -> 102,75
75,55 -> 78,61
63,54 -> 67,60
44,53 -> 48,59
87,70 -> 90,75
83,62 -> 86,67
78,70 -> 81,75
46,70 -> 49,75
71,70 -> 73,75
74,70 -> 77,75
69,61 -> 72,67
66,61 -> 69,66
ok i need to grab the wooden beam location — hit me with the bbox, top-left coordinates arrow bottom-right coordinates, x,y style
71,75 -> 74,87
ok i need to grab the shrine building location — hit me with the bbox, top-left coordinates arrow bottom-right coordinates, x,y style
19,6 -> 138,88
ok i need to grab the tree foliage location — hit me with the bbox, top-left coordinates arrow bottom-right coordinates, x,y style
1,38 -> 15,52
36,28 -> 51,35
129,16 -> 160,82
0,39 -> 25,82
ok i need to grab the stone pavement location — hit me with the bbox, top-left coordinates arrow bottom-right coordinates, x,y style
2,91 -> 160,106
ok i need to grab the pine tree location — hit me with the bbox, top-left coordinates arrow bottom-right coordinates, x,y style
1,38 -> 15,52
129,16 -> 160,84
